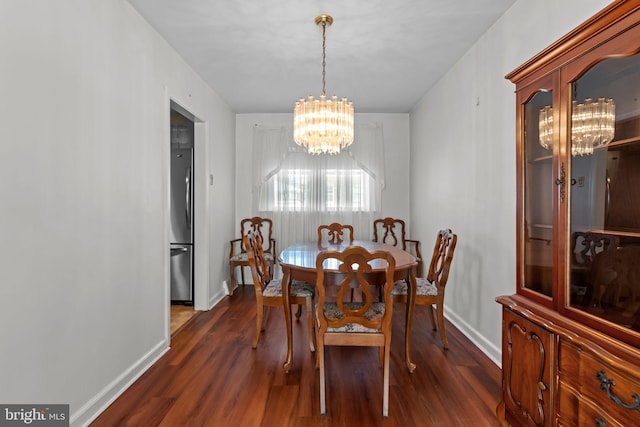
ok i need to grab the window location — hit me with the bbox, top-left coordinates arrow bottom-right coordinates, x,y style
252,123 -> 384,248
267,168 -> 373,212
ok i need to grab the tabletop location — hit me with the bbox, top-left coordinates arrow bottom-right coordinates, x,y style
279,240 -> 417,273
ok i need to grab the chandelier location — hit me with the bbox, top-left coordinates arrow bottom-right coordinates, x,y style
538,97 -> 615,156
293,15 -> 354,155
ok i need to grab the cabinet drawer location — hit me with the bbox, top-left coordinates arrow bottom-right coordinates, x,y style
577,398 -> 627,427
558,340 -> 640,425
556,379 -> 626,427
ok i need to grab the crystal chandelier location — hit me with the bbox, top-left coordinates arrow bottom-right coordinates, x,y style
538,97 -> 615,156
294,15 -> 354,155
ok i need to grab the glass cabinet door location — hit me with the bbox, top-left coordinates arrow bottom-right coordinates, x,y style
568,52 -> 640,333
522,89 -> 554,298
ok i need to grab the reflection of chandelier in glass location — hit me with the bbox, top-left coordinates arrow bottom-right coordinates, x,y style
538,97 -> 615,156
293,15 -> 354,155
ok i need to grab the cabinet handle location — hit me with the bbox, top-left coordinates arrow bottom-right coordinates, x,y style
555,162 -> 566,203
596,370 -> 640,412
595,418 -> 606,427
538,381 -> 548,391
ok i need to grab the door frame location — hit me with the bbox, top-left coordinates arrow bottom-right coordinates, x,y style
166,94 -> 209,342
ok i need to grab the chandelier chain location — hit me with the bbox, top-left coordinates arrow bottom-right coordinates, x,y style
321,20 -> 327,96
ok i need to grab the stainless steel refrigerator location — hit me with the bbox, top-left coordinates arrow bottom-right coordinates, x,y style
170,121 -> 194,304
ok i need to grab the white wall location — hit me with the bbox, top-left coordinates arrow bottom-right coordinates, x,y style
0,1 -> 235,425
409,0 -> 612,364
235,113 -> 411,238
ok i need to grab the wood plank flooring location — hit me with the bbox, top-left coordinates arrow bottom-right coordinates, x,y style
170,304 -> 199,336
92,285 -> 502,426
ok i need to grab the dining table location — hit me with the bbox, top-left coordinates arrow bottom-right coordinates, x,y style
279,240 -> 418,373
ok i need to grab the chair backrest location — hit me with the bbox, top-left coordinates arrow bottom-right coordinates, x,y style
243,231 -> 271,292
240,217 -> 274,254
315,246 -> 396,331
571,231 -> 619,268
317,223 -> 354,246
591,245 -> 640,307
373,217 -> 407,250
426,229 -> 457,288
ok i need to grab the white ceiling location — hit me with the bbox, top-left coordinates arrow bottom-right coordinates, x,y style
127,0 -> 516,114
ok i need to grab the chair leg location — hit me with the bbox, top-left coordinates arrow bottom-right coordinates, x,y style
306,298 -> 316,352
253,303 -> 264,349
240,265 -> 245,286
318,340 -> 326,415
436,302 -> 448,349
382,340 -> 391,418
427,304 -> 437,331
262,306 -> 271,330
295,304 -> 303,320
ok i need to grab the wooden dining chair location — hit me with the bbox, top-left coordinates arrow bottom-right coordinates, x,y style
317,223 -> 354,246
392,229 -> 457,349
229,217 -> 276,293
244,231 -> 315,352
373,217 -> 423,276
315,245 -> 396,417
570,231 -> 619,304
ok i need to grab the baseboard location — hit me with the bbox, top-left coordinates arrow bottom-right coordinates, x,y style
444,305 -> 502,368
209,284 -> 228,309
71,339 -> 170,427
222,279 -> 234,296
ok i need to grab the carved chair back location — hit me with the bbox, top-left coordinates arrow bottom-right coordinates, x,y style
240,217 -> 274,254
426,229 -> 457,289
373,217 -> 407,249
317,223 -> 354,246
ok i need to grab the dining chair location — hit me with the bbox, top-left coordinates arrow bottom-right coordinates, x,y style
392,229 -> 457,349
244,231 -> 315,352
590,245 -> 640,313
317,223 -> 354,246
571,231 -> 619,268
570,231 -> 619,304
229,217 -> 276,293
373,217 -> 423,276
315,245 -> 396,417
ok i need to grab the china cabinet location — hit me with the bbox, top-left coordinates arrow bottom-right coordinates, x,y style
497,2 -> 640,426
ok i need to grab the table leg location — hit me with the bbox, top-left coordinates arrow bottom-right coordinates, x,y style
405,271 -> 417,373
282,267 -> 293,373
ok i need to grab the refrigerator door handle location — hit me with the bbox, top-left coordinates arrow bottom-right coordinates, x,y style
185,166 -> 191,229
170,246 -> 188,255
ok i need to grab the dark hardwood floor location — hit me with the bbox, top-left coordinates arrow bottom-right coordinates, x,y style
92,285 -> 502,426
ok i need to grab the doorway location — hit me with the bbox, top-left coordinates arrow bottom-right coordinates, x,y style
169,101 -> 201,335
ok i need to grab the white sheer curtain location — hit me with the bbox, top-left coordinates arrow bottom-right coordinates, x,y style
252,122 -> 385,253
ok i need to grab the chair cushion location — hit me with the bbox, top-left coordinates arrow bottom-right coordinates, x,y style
263,279 -> 315,298
230,253 -> 248,262
230,253 -> 273,262
392,277 -> 437,296
321,302 -> 385,333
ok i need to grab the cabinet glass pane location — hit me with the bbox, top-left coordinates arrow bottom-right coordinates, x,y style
569,53 -> 640,333
524,90 -> 554,297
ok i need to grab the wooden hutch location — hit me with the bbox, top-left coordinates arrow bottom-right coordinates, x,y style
497,1 -> 640,426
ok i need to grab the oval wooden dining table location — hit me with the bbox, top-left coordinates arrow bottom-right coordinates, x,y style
279,240 -> 418,373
